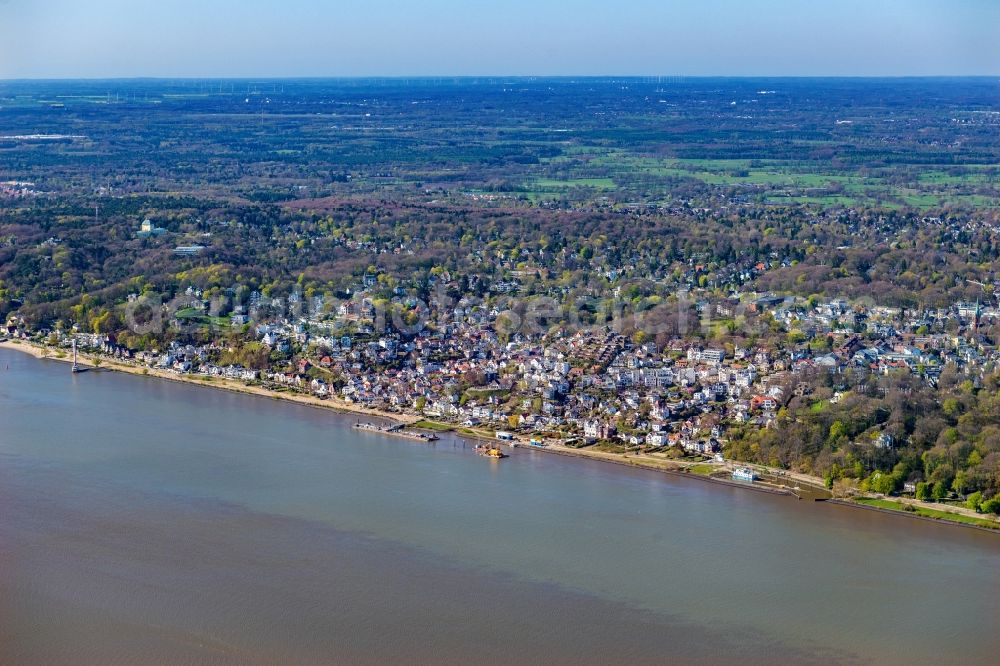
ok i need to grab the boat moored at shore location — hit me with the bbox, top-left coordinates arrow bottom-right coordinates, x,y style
476,444 -> 506,459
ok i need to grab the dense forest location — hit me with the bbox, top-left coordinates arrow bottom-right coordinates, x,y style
727,366 -> 1000,507
2,195 -> 997,327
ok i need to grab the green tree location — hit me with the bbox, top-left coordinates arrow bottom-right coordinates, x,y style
951,471 -> 968,496
980,496 -> 1000,515
941,398 -> 961,418
868,471 -> 899,495
915,482 -> 932,502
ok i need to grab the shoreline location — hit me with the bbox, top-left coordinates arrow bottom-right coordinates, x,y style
518,442 -> 797,498
3,338 -> 997,535
0,339 -> 417,427
826,499 -> 1000,534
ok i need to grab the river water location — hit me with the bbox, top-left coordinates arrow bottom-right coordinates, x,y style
1,348 -> 998,664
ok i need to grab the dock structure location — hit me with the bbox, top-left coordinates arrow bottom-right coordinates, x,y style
71,339 -> 81,373
353,421 -> 439,442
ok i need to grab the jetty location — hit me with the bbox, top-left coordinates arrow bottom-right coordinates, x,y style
71,339 -> 82,373
353,421 -> 439,442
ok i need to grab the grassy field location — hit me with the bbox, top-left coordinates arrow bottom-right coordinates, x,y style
412,419 -> 494,439
535,150 -> 1000,209
856,498 -> 1000,529
533,177 -> 617,190
174,307 -> 231,329
412,420 -> 454,431
809,400 -> 829,413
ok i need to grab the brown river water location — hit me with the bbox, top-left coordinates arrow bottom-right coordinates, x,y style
1,348 -> 998,664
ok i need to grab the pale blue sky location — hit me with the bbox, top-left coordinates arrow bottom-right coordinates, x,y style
1,0 -> 998,78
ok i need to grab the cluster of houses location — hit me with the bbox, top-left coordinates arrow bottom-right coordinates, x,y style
0,180 -> 38,198
7,268 -> 998,456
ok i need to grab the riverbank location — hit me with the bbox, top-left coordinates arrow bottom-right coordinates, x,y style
4,338 -> 997,534
416,417 -> 820,498
407,423 -> 1000,533
0,339 -> 418,427
838,498 -> 1000,532
1,339 -> 810,500
520,440 -> 798,498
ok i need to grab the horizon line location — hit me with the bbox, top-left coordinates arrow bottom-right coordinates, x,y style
2,74 -> 999,83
